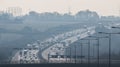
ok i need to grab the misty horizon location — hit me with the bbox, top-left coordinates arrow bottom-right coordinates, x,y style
0,0 -> 120,16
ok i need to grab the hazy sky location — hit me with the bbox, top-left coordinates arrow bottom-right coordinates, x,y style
0,0 -> 120,16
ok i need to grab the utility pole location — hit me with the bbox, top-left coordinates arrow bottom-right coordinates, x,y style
81,43 -> 83,64
98,32 -> 115,67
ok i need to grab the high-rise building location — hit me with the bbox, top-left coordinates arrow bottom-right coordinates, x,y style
6,7 -> 22,16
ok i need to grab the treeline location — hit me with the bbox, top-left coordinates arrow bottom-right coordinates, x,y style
0,12 -> 23,23
0,9 -> 120,23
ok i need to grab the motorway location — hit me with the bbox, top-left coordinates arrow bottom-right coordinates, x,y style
41,27 -> 95,63
11,26 -> 96,64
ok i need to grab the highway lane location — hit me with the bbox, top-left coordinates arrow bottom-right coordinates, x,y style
11,26 -> 95,64
8,23 -> 120,64
41,26 -> 96,63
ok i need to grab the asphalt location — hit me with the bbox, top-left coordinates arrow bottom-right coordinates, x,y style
1,63 -> 120,67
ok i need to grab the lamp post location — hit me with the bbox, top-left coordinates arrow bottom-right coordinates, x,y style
77,41 -> 88,64
74,44 -> 77,63
80,39 -> 91,67
65,47 -> 68,63
98,32 -> 120,67
88,36 -> 108,67
66,46 -> 71,63
70,46 -> 72,63
80,43 -> 83,64
75,42 -> 90,64
79,42 -> 89,64
48,53 -> 50,63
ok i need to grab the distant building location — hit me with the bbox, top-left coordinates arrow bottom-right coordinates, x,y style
6,7 -> 22,16
0,11 -> 4,15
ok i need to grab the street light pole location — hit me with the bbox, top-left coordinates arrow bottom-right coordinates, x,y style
88,36 -> 109,67
70,47 -> 72,63
75,44 -> 77,63
95,38 -> 100,67
81,39 -> 91,67
81,37 -> 106,67
88,37 -> 100,67
79,42 -> 88,64
108,33 -> 111,67
65,47 -> 67,63
88,39 -> 90,67
81,43 -> 83,64
99,31 -> 120,67
48,53 -> 50,63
